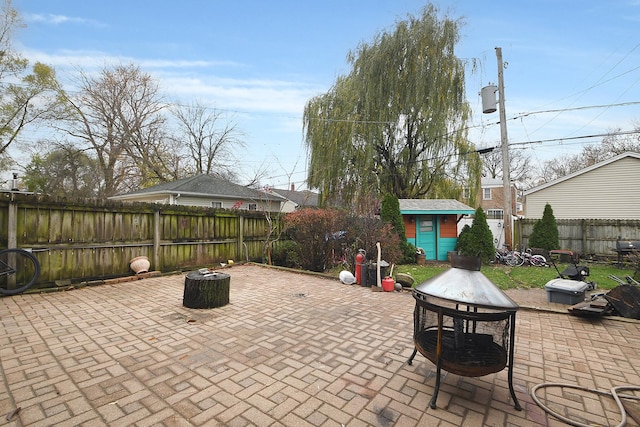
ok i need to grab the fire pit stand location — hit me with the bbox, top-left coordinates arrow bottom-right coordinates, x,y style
407,255 -> 522,410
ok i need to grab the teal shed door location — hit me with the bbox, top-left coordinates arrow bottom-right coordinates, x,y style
416,215 -> 437,260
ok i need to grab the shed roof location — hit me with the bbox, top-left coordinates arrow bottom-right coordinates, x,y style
399,199 -> 475,215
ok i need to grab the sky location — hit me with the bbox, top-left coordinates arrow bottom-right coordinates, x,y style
10,0 -> 640,191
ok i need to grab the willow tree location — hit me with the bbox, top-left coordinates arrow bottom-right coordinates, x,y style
303,5 -> 481,209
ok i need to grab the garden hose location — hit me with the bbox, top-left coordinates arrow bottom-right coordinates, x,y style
531,383 -> 640,427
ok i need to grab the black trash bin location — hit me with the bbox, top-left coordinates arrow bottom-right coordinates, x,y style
365,261 -> 389,287
362,263 -> 373,287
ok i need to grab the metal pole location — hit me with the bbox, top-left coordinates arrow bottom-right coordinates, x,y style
496,47 -> 513,250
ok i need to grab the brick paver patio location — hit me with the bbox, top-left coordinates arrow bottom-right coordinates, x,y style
0,264 -> 638,426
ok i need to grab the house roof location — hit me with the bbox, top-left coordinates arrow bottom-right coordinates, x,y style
482,178 -> 506,188
270,188 -> 319,207
399,199 -> 475,214
523,151 -> 640,196
110,174 -> 283,202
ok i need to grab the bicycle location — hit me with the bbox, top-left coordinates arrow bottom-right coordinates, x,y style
519,248 -> 548,267
0,248 -> 41,296
331,243 -> 352,271
495,245 -> 524,266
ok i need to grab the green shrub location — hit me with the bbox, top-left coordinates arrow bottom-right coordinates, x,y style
529,203 -> 559,251
380,194 -> 414,263
455,207 -> 494,263
380,194 -> 406,240
401,241 -> 417,264
271,240 -> 301,268
455,224 -> 471,253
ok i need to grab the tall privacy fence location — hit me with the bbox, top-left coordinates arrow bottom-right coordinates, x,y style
0,192 -> 274,288
516,218 -> 640,258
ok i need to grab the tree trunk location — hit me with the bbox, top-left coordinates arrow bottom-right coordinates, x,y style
183,271 -> 230,309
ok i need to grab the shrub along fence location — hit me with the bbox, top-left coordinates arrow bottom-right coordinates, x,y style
0,191 -> 275,290
516,218 -> 640,259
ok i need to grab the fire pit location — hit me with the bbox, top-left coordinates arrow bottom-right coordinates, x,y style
407,255 -> 522,410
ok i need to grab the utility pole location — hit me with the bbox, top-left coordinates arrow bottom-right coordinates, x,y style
496,47 -> 513,250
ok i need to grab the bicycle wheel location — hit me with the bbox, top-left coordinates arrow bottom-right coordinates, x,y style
506,252 -> 524,267
531,255 -> 547,267
0,248 -> 41,296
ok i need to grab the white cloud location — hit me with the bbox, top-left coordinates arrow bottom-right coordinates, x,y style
19,47 -> 324,117
24,13 -> 106,28
160,75 -> 322,115
21,48 -> 235,70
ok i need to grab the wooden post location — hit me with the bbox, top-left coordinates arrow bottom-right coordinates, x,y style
8,197 -> 17,249
238,214 -> 244,261
496,47 -> 513,250
153,209 -> 161,271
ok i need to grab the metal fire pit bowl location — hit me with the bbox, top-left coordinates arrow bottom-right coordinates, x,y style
407,254 -> 522,410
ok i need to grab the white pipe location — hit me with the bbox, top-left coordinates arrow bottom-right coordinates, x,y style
376,242 -> 382,287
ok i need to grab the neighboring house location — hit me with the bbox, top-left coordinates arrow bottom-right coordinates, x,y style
109,174 -> 283,212
460,178 -> 521,249
399,199 -> 475,261
477,178 -> 521,218
523,152 -> 640,219
268,184 -> 319,213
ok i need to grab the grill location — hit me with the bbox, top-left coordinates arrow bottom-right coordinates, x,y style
616,239 -> 640,252
407,254 -> 522,410
614,238 -> 640,264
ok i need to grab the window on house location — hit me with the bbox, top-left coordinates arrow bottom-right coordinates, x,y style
248,203 -> 257,211
486,209 -> 503,219
211,201 -> 222,208
483,188 -> 492,200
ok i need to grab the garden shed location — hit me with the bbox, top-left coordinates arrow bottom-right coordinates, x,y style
399,199 -> 475,261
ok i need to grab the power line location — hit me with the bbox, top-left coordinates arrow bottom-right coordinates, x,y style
513,101 -> 640,120
508,129 -> 640,148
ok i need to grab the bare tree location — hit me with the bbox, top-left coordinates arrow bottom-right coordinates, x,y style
534,126 -> 640,185
58,64 -> 177,196
481,147 -> 532,183
535,154 -> 581,184
171,101 -> 244,177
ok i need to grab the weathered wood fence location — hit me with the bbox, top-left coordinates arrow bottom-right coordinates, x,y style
516,218 -> 640,258
0,192 -> 276,288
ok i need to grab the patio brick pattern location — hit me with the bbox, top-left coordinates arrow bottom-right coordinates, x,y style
0,264 -> 638,426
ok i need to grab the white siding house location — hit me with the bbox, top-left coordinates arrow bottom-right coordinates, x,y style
523,152 -> 640,219
109,174 -> 284,212
267,185 -> 319,213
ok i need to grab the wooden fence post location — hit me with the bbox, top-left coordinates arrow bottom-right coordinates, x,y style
8,197 -> 17,249
238,213 -> 244,261
153,209 -> 161,270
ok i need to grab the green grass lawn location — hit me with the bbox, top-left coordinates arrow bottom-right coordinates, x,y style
394,261 -> 637,290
